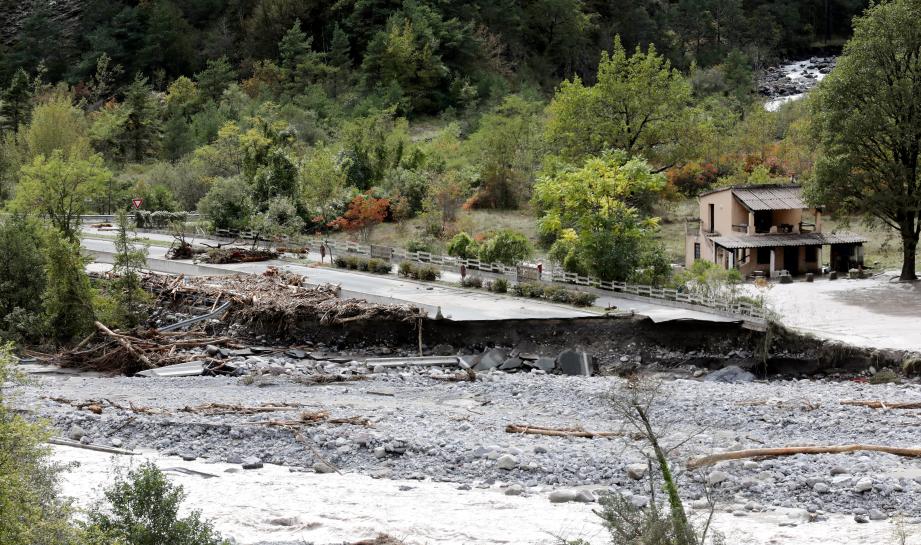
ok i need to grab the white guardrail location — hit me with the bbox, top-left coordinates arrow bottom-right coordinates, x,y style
209,229 -> 767,322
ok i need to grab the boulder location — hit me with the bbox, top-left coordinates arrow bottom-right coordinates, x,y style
557,349 -> 591,376
549,489 -> 579,503
854,478 -> 873,493
707,470 -> 731,485
313,462 -> 336,474
475,348 -> 508,371
496,454 -> 519,470
626,463 -> 648,480
704,366 -> 755,383
241,456 -> 263,470
499,357 -> 523,371
533,357 -> 557,373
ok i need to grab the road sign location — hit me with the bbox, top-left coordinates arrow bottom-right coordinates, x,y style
132,198 -> 143,209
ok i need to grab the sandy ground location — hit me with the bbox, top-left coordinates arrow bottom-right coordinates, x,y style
54,445 -> 919,545
743,273 -> 921,352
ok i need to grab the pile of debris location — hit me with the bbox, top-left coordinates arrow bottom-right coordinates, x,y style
149,273 -> 425,334
365,346 -> 594,376
200,247 -> 278,264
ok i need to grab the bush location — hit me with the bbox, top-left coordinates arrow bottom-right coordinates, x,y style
542,284 -> 571,303
568,290 -> 597,307
903,356 -> 921,377
488,277 -> 508,293
406,236 -> 437,254
398,261 -> 441,281
460,276 -> 483,288
477,229 -> 533,266
84,462 -> 227,545
513,282 -> 543,298
446,232 -> 479,259
43,231 -> 96,342
869,368 -> 900,385
335,256 -> 392,274
198,176 -> 252,231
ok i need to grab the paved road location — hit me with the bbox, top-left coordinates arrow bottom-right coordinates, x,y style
81,228 -> 738,324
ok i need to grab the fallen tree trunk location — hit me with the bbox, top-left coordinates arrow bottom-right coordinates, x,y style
687,444 -> 921,470
840,400 -> 921,410
505,424 -> 625,439
95,321 -> 153,369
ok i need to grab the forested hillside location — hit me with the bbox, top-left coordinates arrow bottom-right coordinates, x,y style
2,0 -> 864,102
0,0 -> 884,295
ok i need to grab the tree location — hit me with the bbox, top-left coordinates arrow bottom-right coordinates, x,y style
194,56 -> 236,103
84,462 -> 227,545
477,229 -> 533,265
25,92 -> 90,159
300,146 -> 348,228
545,36 -> 693,167
122,75 -> 163,162
108,210 -> 149,328
464,95 -> 545,209
0,216 -> 46,341
278,21 -> 332,96
0,69 -> 32,132
808,0 -> 921,281
0,345 -> 78,545
534,151 -> 669,282
197,176 -> 253,231
13,151 -> 112,241
328,192 -> 390,242
42,231 -> 96,342
446,231 -> 479,259
250,196 -> 305,248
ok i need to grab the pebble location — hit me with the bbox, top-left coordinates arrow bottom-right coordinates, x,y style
626,463 -> 648,480
496,454 -> 518,470
241,457 -> 263,470
854,478 -> 873,493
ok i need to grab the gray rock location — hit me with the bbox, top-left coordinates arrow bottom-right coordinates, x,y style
475,348 -> 508,371
496,454 -> 519,470
704,366 -> 755,383
499,357 -> 523,371
533,445 -> 548,454
707,471 -> 731,485
205,344 -> 220,356
626,463 -> 648,480
854,478 -> 873,493
505,484 -> 525,496
313,462 -> 336,474
574,490 -> 595,503
242,456 -> 263,470
549,489 -> 578,503
68,426 -> 86,441
110,437 -> 123,448
830,466 -> 848,476
557,349 -> 591,376
533,357 -> 557,373
854,514 -> 869,524
813,482 -> 830,494
629,495 -> 650,508
868,509 -> 887,521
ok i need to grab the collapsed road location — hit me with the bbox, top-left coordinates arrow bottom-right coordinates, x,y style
13,270 -> 921,544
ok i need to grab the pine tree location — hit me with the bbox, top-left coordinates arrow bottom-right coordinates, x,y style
122,74 -> 162,161
1,69 -> 32,132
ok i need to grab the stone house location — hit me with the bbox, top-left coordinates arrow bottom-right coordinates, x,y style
685,184 -> 867,277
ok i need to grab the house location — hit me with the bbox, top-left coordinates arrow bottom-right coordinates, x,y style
685,184 -> 867,277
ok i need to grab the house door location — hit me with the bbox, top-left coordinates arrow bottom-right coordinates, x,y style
783,247 -> 799,275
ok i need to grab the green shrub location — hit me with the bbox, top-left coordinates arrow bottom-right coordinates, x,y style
460,276 -> 483,288
398,261 -> 441,281
334,256 -> 391,274
477,229 -> 533,265
84,462 -> 227,545
542,285 -> 570,303
568,290 -> 597,307
869,368 -> 900,384
446,232 -> 479,259
406,236 -> 437,254
488,277 -> 508,293
513,282 -> 543,298
43,231 -> 96,342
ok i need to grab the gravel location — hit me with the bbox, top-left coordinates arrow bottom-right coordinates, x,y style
15,362 -> 921,519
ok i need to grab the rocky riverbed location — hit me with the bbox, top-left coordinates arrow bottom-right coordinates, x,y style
14,358 -> 921,544
761,56 -> 836,111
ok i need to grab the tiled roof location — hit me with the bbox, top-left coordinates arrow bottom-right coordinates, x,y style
732,185 -> 807,211
709,232 -> 868,249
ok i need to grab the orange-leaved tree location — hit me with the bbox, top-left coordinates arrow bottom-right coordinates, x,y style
328,193 -> 390,242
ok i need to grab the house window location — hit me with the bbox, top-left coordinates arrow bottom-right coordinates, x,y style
708,204 -> 715,233
694,243 -> 701,260
756,247 -> 771,265
805,246 -> 818,262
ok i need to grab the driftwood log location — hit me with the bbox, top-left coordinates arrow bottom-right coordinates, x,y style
505,424 -> 626,439
687,444 -> 921,470
841,400 -> 921,410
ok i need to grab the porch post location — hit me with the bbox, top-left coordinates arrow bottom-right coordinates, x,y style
769,248 -> 776,277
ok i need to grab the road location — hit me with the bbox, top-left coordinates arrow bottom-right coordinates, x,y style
81,228 -> 739,324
